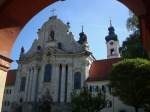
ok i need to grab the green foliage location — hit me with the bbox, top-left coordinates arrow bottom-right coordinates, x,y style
109,59 -> 150,112
38,90 -> 53,112
120,12 -> 149,59
126,12 -> 140,32
120,31 -> 149,59
71,88 -> 106,112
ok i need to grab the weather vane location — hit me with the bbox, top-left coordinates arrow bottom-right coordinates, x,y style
51,9 -> 56,16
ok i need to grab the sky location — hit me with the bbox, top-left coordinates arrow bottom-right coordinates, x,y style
10,0 -> 130,69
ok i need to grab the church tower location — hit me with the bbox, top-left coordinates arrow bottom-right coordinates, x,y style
105,21 -> 120,59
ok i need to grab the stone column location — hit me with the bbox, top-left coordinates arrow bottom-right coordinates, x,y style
27,69 -> 31,102
28,68 -> 34,102
15,70 -> 21,101
67,65 -> 73,102
57,64 -> 62,103
31,67 -> 38,102
52,63 -> 59,102
35,67 -> 40,102
30,68 -> 35,101
60,64 -> 65,103
24,69 -> 30,102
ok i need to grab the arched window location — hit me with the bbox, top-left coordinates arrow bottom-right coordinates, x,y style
74,72 -> 81,90
50,30 -> 55,40
44,64 -> 52,82
89,85 -> 92,92
110,48 -> 115,55
58,42 -> 62,49
95,85 -> 99,92
20,77 -> 26,92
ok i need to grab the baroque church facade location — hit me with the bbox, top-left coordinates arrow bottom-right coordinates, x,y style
12,16 -> 94,111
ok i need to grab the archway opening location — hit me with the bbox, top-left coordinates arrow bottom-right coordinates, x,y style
10,0 -> 139,69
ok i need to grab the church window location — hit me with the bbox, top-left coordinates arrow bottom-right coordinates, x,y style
20,77 -> 26,92
9,89 -> 11,94
110,42 -> 114,45
7,101 -> 10,106
95,85 -> 99,92
20,98 -> 23,103
4,101 -> 6,107
44,64 -> 52,82
108,86 -> 112,93
110,48 -> 115,55
6,89 -> 8,94
108,101 -> 112,108
58,42 -> 62,49
74,72 -> 81,90
50,30 -> 55,40
89,86 -> 92,92
37,45 -> 41,50
102,85 -> 106,93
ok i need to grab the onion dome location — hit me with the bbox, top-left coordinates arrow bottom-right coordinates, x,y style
105,20 -> 118,42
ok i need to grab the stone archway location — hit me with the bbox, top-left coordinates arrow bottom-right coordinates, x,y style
0,0 -> 150,111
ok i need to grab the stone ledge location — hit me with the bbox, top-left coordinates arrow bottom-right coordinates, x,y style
0,54 -> 13,71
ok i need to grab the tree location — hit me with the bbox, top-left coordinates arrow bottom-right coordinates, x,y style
120,31 -> 149,59
108,59 -> 150,112
38,89 -> 53,112
120,12 -> 149,59
11,102 -> 20,112
126,12 -> 140,32
71,88 -> 106,112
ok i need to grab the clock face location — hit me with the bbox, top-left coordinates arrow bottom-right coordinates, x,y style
110,42 -> 114,45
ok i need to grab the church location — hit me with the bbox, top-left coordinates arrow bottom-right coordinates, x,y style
3,16 -> 95,112
2,16 -> 144,112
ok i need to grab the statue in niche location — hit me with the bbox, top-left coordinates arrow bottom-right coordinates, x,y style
50,30 -> 55,41
20,46 -> 25,55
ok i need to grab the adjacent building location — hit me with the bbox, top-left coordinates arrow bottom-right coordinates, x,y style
2,70 -> 17,112
86,22 -> 144,112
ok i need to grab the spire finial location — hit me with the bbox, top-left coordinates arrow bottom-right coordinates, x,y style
110,18 -> 112,27
82,25 -> 84,32
21,46 -> 25,54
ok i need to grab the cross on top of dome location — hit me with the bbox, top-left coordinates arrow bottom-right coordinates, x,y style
50,9 -> 56,16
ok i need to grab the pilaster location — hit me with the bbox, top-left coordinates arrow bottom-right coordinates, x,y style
67,64 -> 73,102
28,68 -> 34,101
24,69 -> 30,101
60,64 -> 65,103
31,66 -> 38,102
27,69 -> 31,102
52,63 -> 59,102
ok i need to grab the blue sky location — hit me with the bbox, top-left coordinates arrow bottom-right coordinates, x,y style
11,0 -> 130,69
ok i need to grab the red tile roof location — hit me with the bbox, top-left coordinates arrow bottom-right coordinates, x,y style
87,58 -> 121,82
5,69 -> 17,86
